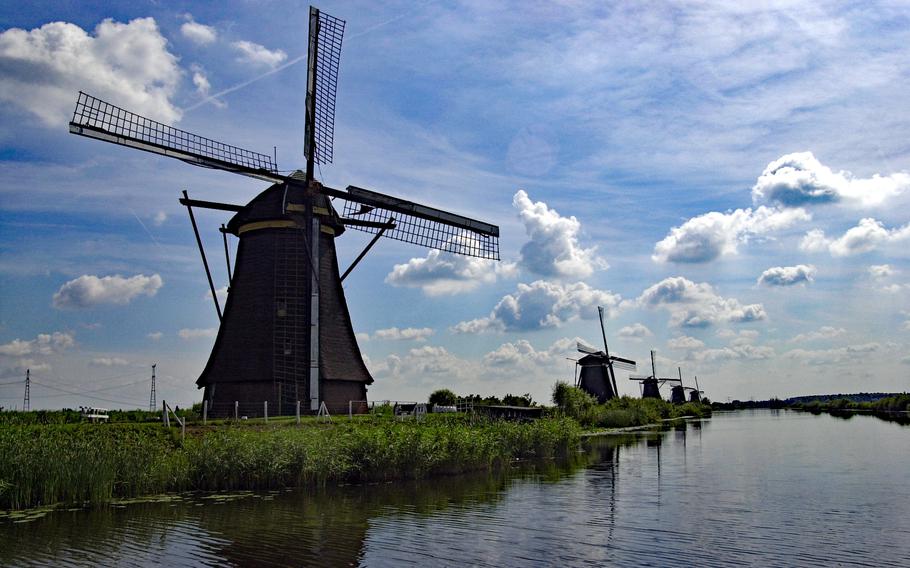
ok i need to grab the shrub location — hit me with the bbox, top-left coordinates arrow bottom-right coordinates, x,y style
428,389 -> 457,407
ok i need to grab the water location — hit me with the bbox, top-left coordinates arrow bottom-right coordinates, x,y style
1,410 -> 908,567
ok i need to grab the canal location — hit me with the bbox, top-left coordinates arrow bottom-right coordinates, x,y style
1,409 -> 908,566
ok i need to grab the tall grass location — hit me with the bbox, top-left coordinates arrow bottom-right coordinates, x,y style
0,415 -> 580,510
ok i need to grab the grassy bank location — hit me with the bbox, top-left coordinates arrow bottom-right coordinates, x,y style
552,383 -> 711,429
0,415 -> 580,510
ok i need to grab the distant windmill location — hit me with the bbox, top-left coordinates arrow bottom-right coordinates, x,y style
69,6 -> 500,417
573,307 -> 636,403
629,350 -> 680,400
687,374 -> 704,403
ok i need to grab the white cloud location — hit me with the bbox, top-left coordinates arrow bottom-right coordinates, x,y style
180,16 -> 217,46
667,335 -> 705,350
355,332 -> 370,343
513,190 -> 607,277
53,274 -> 162,309
0,18 -> 181,126
784,342 -> 883,365
385,245 -> 517,296
89,357 -> 129,367
372,327 -> 434,342
799,229 -> 830,253
637,276 -> 766,328
152,211 -> 167,226
692,344 -> 775,362
791,326 -> 845,343
453,280 -> 621,333
868,264 -> 894,279
757,264 -> 816,287
483,339 -> 557,367
653,206 -> 810,263
752,152 -> 910,208
800,218 -> 910,256
178,328 -> 217,340
617,323 -> 652,339
231,40 -> 287,68
0,331 -> 74,356
146,331 -> 163,341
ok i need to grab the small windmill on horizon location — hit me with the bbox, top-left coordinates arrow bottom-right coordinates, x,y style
69,6 -> 500,417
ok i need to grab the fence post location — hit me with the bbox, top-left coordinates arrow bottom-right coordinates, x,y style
203,400 -> 208,425
264,400 -> 268,423
349,400 -> 353,419
296,400 -> 301,425
234,401 -> 239,421
163,400 -> 169,427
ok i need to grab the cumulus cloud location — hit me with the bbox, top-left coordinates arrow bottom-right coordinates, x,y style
799,218 -> 910,256
653,206 -> 810,263
0,18 -> 181,126
757,264 -> 816,287
617,323 -> 652,340
637,276 -> 766,328
790,326 -> 845,343
232,40 -> 287,68
152,211 -> 167,226
868,264 -> 894,279
372,327 -> 434,342
178,328 -> 217,340
453,280 -> 621,333
667,335 -> 705,350
692,344 -> 775,362
180,16 -> 217,45
53,274 -> 162,309
513,190 -> 607,277
752,152 -> 910,208
385,243 -> 517,296
484,339 -> 558,367
784,342 -> 883,365
89,357 -> 129,367
146,331 -> 163,341
0,331 -> 75,356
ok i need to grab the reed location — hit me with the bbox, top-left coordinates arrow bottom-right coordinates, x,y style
0,415 -> 580,510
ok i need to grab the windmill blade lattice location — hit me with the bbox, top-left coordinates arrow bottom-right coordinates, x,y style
308,8 -> 345,165
69,92 -> 280,181
338,186 -> 500,260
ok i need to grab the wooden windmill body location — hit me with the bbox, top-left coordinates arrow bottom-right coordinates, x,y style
69,7 -> 500,416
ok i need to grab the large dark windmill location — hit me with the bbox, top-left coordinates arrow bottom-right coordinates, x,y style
68,6 -> 499,417
629,350 -> 680,400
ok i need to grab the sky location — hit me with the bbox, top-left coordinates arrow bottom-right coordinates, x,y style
1,0 -> 910,410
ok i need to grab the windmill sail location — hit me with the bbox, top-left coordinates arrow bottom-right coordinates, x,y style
305,7 -> 345,169
336,185 -> 500,260
69,92 -> 282,183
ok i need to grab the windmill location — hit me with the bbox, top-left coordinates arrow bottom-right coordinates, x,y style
629,350 -> 680,400
573,306 -> 636,403
68,6 -> 499,417
688,374 -> 704,403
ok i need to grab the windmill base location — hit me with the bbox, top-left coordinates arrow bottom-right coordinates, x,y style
201,380 -> 368,418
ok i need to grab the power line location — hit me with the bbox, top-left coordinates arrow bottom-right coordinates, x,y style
29,380 -> 146,408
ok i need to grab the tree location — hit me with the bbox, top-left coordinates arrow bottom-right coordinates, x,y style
428,388 -> 457,407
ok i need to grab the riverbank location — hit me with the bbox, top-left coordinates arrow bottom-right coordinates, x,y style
0,415 -> 581,510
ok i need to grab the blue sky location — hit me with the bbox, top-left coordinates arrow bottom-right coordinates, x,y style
1,0 -> 910,409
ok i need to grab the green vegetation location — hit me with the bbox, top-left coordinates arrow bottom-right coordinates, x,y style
551,382 -> 711,429
428,389 -> 457,407
790,393 -> 910,413
0,414 -> 580,510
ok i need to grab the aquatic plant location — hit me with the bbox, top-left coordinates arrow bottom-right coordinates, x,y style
0,415 -> 580,510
